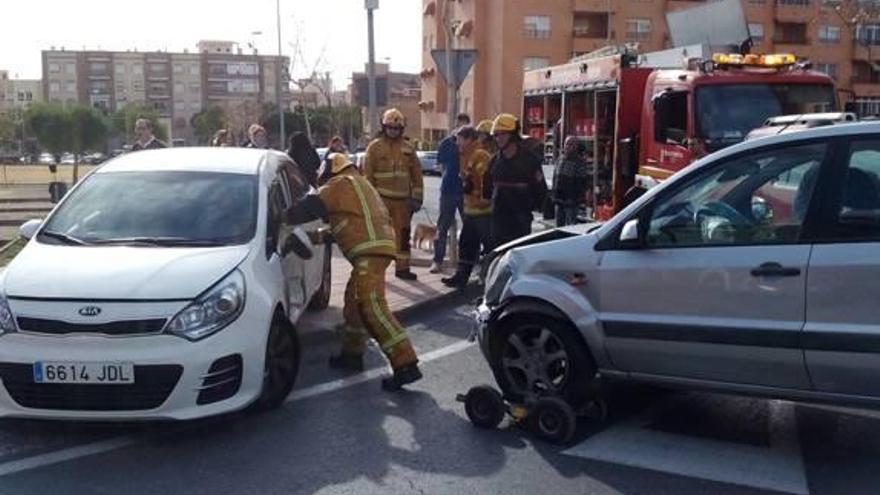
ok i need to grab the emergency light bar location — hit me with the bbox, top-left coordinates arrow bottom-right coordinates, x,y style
712,53 -> 797,67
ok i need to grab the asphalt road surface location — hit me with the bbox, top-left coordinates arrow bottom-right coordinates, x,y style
0,293 -> 877,494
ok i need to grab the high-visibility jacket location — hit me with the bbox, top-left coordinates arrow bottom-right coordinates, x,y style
318,168 -> 397,260
460,145 -> 492,216
364,136 -> 424,203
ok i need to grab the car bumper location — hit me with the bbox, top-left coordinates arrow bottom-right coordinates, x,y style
0,314 -> 269,421
472,300 -> 494,358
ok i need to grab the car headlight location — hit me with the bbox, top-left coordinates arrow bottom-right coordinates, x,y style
484,256 -> 514,306
165,270 -> 246,341
0,291 -> 17,335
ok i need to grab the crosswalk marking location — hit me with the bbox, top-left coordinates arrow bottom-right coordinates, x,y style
564,399 -> 808,494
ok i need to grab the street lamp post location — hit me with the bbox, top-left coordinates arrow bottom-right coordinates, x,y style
366,0 -> 379,136
276,0 -> 286,149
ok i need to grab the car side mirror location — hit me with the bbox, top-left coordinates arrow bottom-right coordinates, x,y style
18,219 -> 42,240
281,226 -> 314,260
619,219 -> 641,245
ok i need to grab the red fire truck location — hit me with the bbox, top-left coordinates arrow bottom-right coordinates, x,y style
523,48 -> 837,220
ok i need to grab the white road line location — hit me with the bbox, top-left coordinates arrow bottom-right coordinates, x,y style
0,340 -> 476,479
564,399 -> 808,495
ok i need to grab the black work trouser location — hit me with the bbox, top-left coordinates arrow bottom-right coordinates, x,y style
491,210 -> 532,248
455,213 -> 493,278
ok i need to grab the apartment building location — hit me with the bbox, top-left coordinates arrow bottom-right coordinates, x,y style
0,71 -> 42,115
421,0 -> 880,141
42,41 -> 290,142
350,63 -> 422,141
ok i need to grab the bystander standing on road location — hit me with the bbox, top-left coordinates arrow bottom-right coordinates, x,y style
442,126 -> 493,288
246,124 -> 269,149
483,113 -> 546,247
552,136 -> 590,226
131,119 -> 167,152
211,129 -> 233,147
430,113 -> 470,274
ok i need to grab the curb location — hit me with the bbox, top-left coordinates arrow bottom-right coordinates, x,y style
298,283 -> 481,348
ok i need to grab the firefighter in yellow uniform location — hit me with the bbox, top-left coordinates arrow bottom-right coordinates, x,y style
475,119 -> 496,154
364,108 -> 424,280
286,153 -> 422,390
442,126 -> 494,288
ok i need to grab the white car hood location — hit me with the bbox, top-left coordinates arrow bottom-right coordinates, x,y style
4,242 -> 251,300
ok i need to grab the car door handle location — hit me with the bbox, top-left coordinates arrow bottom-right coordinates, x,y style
750,262 -> 801,277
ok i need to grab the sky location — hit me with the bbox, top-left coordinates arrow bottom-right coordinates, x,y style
1,0 -> 422,89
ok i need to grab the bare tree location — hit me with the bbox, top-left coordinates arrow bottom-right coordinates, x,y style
830,0 -> 880,72
287,17 -> 332,143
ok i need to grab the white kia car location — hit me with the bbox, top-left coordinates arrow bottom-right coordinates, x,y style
0,147 -> 331,420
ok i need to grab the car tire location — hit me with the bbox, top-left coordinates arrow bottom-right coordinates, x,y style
490,314 -> 597,408
307,244 -> 332,311
251,317 -> 301,412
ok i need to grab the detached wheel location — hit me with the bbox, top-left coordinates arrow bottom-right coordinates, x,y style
491,314 -> 596,408
252,318 -> 301,411
463,385 -> 506,429
307,244 -> 332,311
528,397 -> 576,445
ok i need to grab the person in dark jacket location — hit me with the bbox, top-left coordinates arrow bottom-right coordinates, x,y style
131,119 -> 167,151
483,113 -> 546,247
552,136 -> 590,226
430,113 -> 470,273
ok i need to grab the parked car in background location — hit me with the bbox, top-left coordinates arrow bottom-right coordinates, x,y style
0,148 -> 332,420
417,151 -> 440,176
60,153 -> 75,165
38,153 -> 55,165
475,121 -> 880,412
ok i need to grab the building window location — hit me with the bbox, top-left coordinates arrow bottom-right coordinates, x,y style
774,22 -> 808,44
189,83 -> 201,93
115,64 -> 126,75
822,0 -> 841,6
626,19 -> 652,41
523,57 -> 551,72
173,64 -> 184,74
174,82 -> 185,94
189,64 -> 200,76
574,13 -> 610,39
816,62 -> 838,79
857,24 -> 880,46
749,0 -> 766,3
90,62 -> 107,73
819,25 -> 841,43
49,63 -> 61,73
65,82 -> 76,93
776,0 -> 810,5
749,23 -> 765,42
133,64 -> 144,75
523,15 -> 552,39
855,97 -> 880,117
149,63 -> 167,74
174,101 -> 186,112
133,81 -> 145,91
65,64 -> 75,75
49,81 -> 61,93
190,101 -> 202,111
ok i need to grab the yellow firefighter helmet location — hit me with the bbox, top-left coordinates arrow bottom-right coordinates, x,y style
328,152 -> 354,175
382,108 -> 406,127
491,113 -> 520,135
476,119 -> 494,134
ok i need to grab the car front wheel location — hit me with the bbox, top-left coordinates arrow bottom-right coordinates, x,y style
251,317 -> 301,411
490,314 -> 597,408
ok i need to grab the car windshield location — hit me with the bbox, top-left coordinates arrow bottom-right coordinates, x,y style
39,171 -> 258,246
696,83 -> 836,151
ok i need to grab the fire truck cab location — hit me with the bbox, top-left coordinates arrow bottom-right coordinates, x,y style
523,49 -> 837,220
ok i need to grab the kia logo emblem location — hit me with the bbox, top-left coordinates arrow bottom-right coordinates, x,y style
78,306 -> 102,317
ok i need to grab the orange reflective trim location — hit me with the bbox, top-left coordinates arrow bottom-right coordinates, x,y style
638,165 -> 674,181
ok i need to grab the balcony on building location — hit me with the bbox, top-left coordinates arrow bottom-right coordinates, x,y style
573,12 -> 609,39
854,25 -> 880,60
774,0 -> 815,23
667,0 -> 708,12
773,22 -> 810,45
574,0 -> 618,12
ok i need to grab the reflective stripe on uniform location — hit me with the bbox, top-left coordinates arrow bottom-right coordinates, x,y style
347,239 -> 397,258
373,171 -> 411,179
347,176 -> 377,240
369,291 -> 400,340
381,331 -> 409,353
376,188 -> 410,199
332,218 -> 349,235
464,206 -> 492,216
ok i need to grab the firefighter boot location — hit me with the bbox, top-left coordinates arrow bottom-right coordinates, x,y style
381,363 -> 423,391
